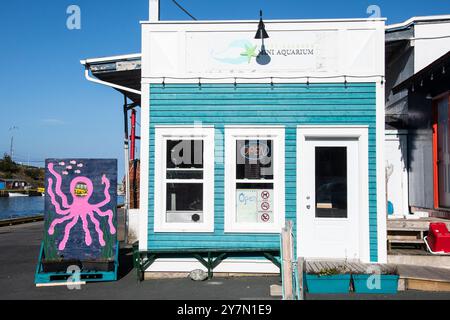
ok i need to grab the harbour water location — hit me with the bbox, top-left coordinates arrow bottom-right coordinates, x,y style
0,195 -> 125,220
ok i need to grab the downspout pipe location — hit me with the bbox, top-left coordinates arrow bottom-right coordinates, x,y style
123,95 -> 131,245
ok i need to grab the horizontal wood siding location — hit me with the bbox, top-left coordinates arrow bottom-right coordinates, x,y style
148,83 -> 378,261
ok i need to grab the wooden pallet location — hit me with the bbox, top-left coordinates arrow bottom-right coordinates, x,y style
34,242 -> 119,285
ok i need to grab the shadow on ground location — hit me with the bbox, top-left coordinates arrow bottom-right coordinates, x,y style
117,246 -> 134,280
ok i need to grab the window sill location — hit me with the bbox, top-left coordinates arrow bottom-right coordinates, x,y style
224,225 -> 283,234
154,225 -> 215,233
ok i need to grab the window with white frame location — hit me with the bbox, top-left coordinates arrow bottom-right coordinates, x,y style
154,126 -> 214,232
224,127 -> 285,233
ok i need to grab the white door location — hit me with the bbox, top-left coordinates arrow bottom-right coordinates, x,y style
298,137 -> 360,260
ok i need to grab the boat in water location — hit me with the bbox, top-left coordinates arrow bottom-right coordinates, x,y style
8,192 -> 29,198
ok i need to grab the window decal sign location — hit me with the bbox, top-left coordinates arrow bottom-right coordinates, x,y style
239,141 -> 270,161
236,189 -> 273,223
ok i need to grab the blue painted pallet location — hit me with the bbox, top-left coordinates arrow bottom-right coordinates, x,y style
34,242 -> 119,284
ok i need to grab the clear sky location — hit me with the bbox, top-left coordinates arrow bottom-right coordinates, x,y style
0,0 -> 449,179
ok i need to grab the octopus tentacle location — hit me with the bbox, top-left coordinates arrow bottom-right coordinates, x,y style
80,214 -> 92,246
47,178 -> 70,215
48,162 -> 70,208
58,216 -> 79,251
48,213 -> 74,235
95,174 -> 111,208
92,208 -> 116,234
87,212 -> 105,246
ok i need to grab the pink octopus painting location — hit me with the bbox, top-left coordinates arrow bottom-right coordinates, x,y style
47,162 -> 116,251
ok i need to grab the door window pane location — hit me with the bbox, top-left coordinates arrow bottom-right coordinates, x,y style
315,147 -> 347,218
236,140 -> 273,180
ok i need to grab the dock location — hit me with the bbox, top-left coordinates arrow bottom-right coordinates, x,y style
0,215 -> 43,227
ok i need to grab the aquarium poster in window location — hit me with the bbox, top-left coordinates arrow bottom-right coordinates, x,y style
43,159 -> 117,262
236,189 -> 273,223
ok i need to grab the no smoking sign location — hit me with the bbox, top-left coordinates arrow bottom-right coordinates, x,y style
261,202 -> 270,211
261,191 -> 270,199
261,213 -> 270,222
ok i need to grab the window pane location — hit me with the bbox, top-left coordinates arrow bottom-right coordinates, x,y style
166,183 -> 203,212
236,183 -> 274,223
167,140 -> 203,169
315,147 -> 347,218
166,170 -> 203,180
236,140 -> 273,180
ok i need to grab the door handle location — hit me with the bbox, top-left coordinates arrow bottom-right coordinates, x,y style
306,195 -> 311,210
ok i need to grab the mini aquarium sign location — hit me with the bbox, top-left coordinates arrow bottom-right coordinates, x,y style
43,159 -> 117,262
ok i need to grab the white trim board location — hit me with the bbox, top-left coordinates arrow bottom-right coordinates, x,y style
144,258 -> 279,274
138,83 -> 150,251
376,81 -> 387,263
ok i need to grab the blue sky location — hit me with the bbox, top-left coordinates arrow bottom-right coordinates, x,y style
0,0 -> 449,179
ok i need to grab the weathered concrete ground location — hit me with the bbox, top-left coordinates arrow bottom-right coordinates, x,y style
1,221 -> 450,300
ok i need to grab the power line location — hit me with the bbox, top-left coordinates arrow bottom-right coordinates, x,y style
172,0 -> 197,21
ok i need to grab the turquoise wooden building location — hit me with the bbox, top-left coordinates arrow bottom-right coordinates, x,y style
83,4 -> 388,275
135,12 -> 387,275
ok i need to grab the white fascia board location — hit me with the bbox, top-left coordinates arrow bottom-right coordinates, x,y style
140,18 -> 386,25
142,20 -> 385,32
80,53 -> 141,66
141,77 -> 384,85
386,15 -> 450,31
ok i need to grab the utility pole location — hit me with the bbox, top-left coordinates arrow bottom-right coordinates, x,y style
10,136 -> 13,160
9,126 -> 18,161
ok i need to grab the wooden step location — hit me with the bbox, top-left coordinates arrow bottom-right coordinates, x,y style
388,239 -> 424,244
397,264 -> 450,292
388,253 -> 450,270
